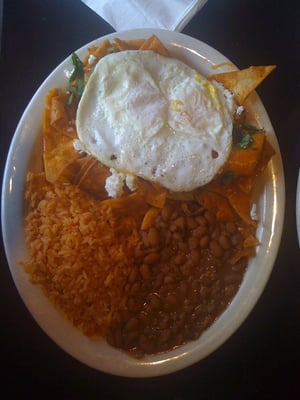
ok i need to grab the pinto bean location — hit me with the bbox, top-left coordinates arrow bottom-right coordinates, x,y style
219,234 -> 232,250
193,225 -> 207,238
148,227 -> 160,248
139,263 -> 152,280
188,236 -> 199,250
125,316 -> 140,332
190,249 -> 201,264
143,252 -> 160,264
199,235 -> 209,248
161,204 -> 173,221
209,240 -> 224,258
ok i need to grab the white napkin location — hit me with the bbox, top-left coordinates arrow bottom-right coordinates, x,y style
82,0 -> 208,32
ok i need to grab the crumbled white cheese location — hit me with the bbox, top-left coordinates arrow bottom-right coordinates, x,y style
105,168 -> 139,198
236,105 -> 244,115
105,168 -> 126,198
88,54 -> 97,65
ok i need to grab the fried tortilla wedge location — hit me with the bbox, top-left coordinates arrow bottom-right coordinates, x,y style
113,37 -> 145,51
43,140 -> 81,183
139,34 -> 170,57
209,65 -> 276,104
223,131 -> 266,177
194,190 -> 238,222
73,156 -> 111,199
234,139 -> 275,193
202,181 -> 256,226
43,89 -> 82,183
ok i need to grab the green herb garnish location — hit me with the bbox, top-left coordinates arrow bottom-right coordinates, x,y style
238,133 -> 254,149
233,122 -> 264,150
67,53 -> 85,104
69,53 -> 84,83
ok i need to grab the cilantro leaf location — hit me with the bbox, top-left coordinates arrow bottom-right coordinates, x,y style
69,53 -> 84,83
233,122 -> 263,150
67,53 -> 85,104
238,133 -> 254,149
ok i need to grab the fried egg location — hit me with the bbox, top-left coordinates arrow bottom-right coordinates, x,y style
76,50 -> 235,192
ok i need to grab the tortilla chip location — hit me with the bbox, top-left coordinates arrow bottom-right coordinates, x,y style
139,35 -> 170,57
141,207 -> 161,230
235,138 -> 275,193
113,38 -> 143,51
223,132 -> 266,177
167,191 -> 195,201
135,179 -> 167,208
49,96 -> 68,129
243,234 -> 260,248
42,89 -> 82,183
88,40 -> 112,59
204,182 -> 256,226
43,141 -> 80,183
126,39 -> 146,49
73,156 -> 111,199
195,190 -> 238,222
209,65 -> 276,104
101,190 -> 149,229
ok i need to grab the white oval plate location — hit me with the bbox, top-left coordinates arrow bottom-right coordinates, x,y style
1,29 -> 285,377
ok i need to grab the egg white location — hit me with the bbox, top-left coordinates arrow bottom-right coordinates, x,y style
76,50 -> 235,192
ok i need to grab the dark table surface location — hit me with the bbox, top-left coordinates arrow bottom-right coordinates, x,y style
1,0 -> 300,398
